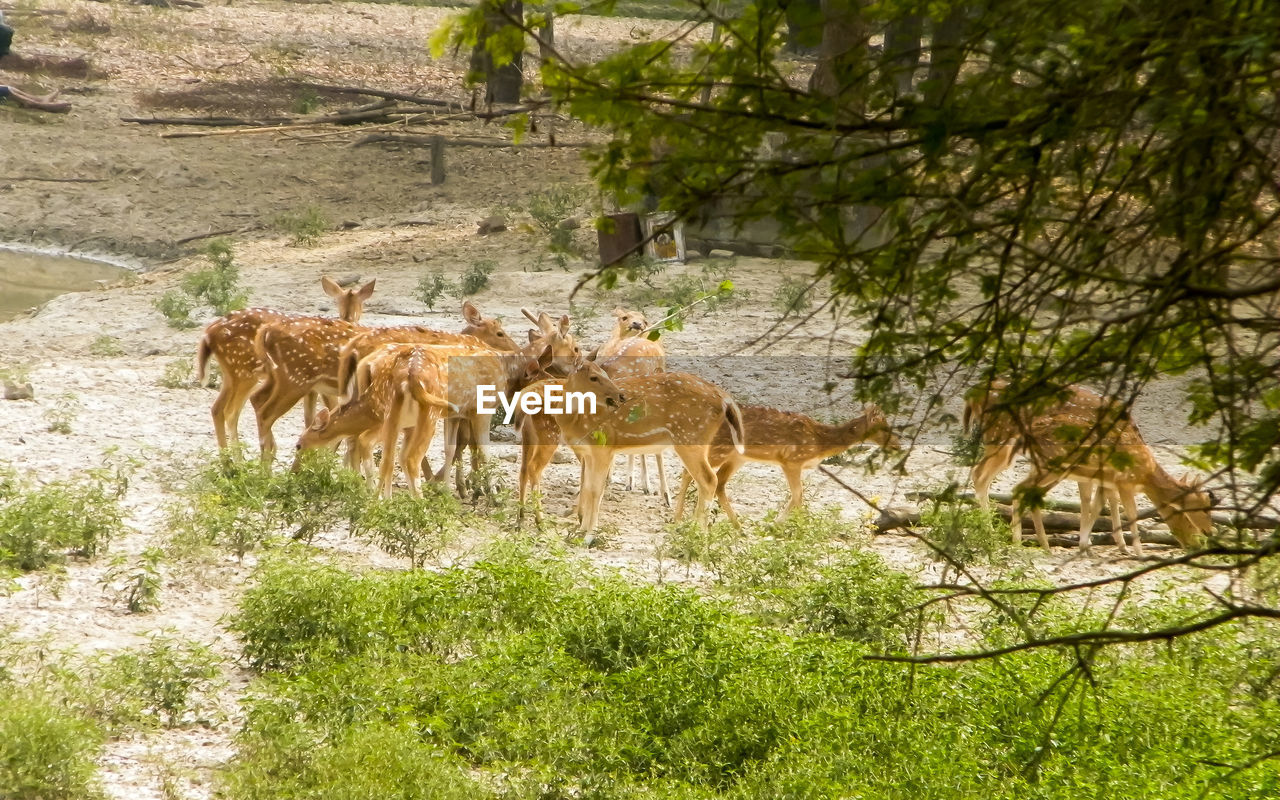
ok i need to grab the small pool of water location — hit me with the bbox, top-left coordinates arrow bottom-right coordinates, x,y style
0,247 -> 132,322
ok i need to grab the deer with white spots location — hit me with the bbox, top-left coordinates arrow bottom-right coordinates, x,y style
195,276 -> 375,449
295,344 -> 455,497
673,404 -> 899,524
250,301 -> 514,458
547,370 -> 744,532
594,307 -> 671,502
966,379 -> 1215,552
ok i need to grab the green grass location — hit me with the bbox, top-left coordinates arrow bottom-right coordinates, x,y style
222,540 -> 1280,799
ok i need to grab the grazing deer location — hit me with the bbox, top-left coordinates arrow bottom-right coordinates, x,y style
672,404 -> 899,524
966,380 -> 1214,552
549,371 -> 744,532
295,344 -> 455,497
250,301 -> 513,458
195,276 -> 375,449
594,308 -> 671,501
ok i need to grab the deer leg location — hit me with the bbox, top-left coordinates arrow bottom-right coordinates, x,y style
252,381 -> 305,460
625,454 -> 637,491
378,400 -> 405,498
675,446 -> 718,528
673,468 -> 692,522
1011,469 -> 1063,549
303,391 -> 318,428
971,444 -> 1016,511
654,454 -> 671,507
403,414 -> 437,499
782,464 -> 806,517
713,460 -> 741,527
1122,489 -> 1143,556
1075,480 -> 1098,551
1105,487 -> 1127,551
578,452 -> 611,532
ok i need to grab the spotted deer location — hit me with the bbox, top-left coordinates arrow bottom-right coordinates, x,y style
295,344 -> 455,497
250,301 -> 513,458
195,276 -> 375,449
594,307 -> 670,501
966,379 -> 1214,552
673,404 -> 899,524
549,371 -> 744,531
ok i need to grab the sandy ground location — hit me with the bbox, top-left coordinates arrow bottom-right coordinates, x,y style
0,2 -> 1225,798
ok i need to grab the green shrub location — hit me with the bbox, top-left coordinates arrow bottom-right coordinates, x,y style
157,357 -> 196,389
87,335 -> 124,357
167,451 -> 367,559
92,634 -> 222,728
223,720 -> 485,800
223,548 -> 1280,799
155,289 -> 197,329
921,502 -> 1015,568
453,259 -> 496,296
43,392 -> 80,434
0,687 -> 103,800
782,549 -> 922,650
528,184 -> 588,267
274,205 -> 329,247
352,486 -> 465,568
414,272 -> 452,310
100,548 -> 163,614
181,239 -> 248,315
771,275 -> 813,318
0,475 -> 125,571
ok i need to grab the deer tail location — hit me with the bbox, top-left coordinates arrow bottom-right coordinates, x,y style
339,348 -> 362,403
724,396 -> 745,455
195,333 -> 213,386
409,374 -> 457,413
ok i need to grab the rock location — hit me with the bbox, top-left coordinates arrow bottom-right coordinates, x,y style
477,215 -> 507,235
708,248 -> 734,258
334,274 -> 362,287
685,249 -> 703,260
4,382 -> 34,401
557,216 -> 581,230
552,449 -> 574,464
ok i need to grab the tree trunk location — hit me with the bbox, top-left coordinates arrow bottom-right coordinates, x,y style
784,0 -> 823,54
808,0 -> 866,115
470,0 -> 524,105
923,4 -> 967,108
883,13 -> 922,97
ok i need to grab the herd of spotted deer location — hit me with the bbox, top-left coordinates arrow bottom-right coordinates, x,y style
192,276 -> 1216,552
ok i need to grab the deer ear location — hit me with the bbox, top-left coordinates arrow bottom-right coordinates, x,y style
357,278 -> 377,300
527,329 -> 540,344
536,311 -> 554,335
313,407 -> 331,429
613,307 -> 626,318
462,300 -> 482,325
558,315 -> 571,337
321,276 -> 342,299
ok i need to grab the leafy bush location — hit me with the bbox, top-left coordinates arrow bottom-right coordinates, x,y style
274,205 -> 329,247
182,239 -> 249,315
167,451 -> 368,559
100,548 -> 163,613
157,357 -> 196,389
43,392 -> 79,434
0,687 -> 103,800
87,335 -> 124,357
0,474 -> 125,571
921,502 -> 1017,568
155,289 -> 197,329
528,184 -> 588,267
353,486 -> 466,568
224,548 -> 1280,799
414,272 -> 452,310
92,634 -> 223,728
453,259 -> 497,297
771,274 -> 813,318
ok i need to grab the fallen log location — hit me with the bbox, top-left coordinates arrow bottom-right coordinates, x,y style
294,81 -> 468,111
872,506 -> 1183,547
907,490 -> 1280,531
353,132 -> 586,149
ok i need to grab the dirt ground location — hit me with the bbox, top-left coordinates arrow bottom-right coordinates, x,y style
0,2 -> 1222,798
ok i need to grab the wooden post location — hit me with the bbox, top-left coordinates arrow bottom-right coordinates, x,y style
431,136 -> 445,185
